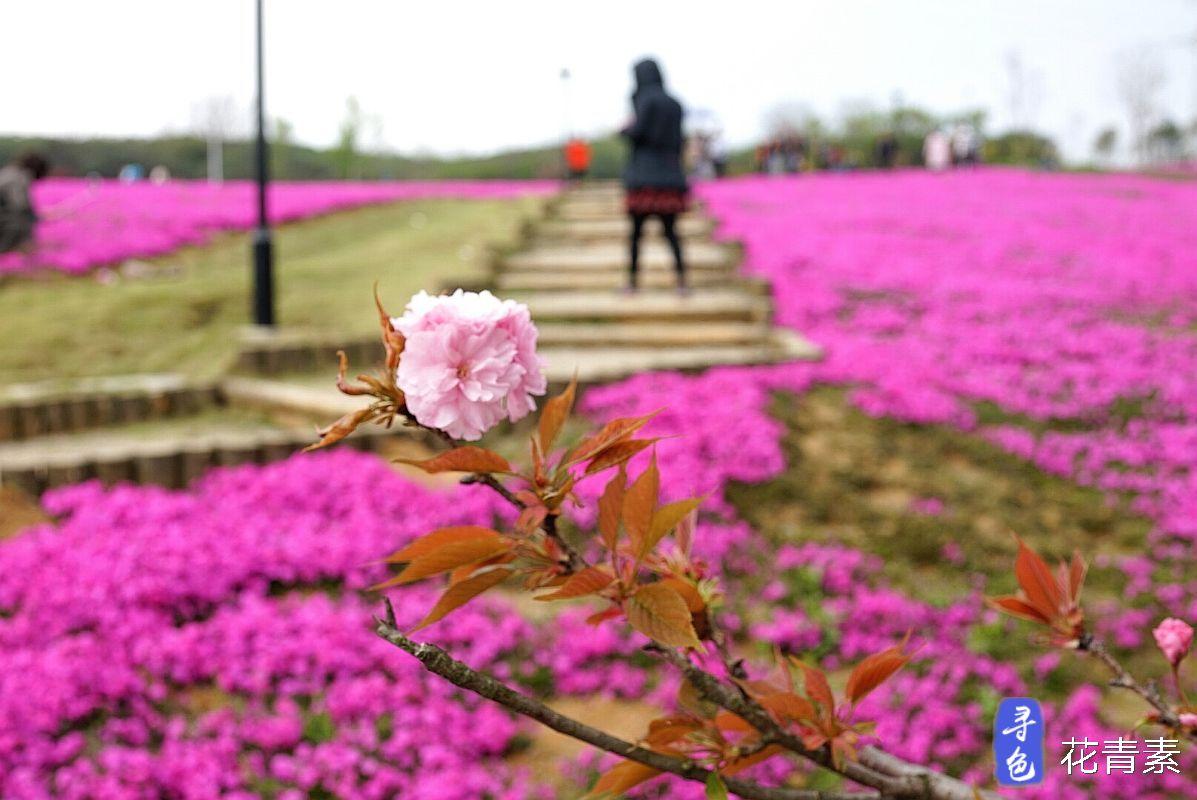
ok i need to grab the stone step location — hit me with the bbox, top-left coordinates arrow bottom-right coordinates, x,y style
503,241 -> 735,272
498,270 -> 730,291
0,417 -> 398,496
516,288 -> 771,323
0,374 -> 221,442
235,326 -> 382,376
540,328 -> 821,384
537,321 -> 771,348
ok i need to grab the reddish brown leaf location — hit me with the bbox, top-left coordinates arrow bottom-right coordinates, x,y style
395,446 -> 511,474
515,500 -> 549,536
723,744 -> 784,776
714,710 -> 753,734
581,760 -> 662,800
622,453 -> 659,556
1013,536 -> 1064,621
382,526 -> 503,565
534,566 -> 615,601
642,496 -> 704,558
597,466 -> 627,550
1068,551 -> 1088,602
658,577 -> 705,613
564,410 -> 660,467
584,437 -> 659,476
447,553 -> 513,584
411,567 -> 513,631
795,660 -> 836,725
376,528 -> 510,587
845,638 -> 913,706
586,606 -> 624,626
760,692 -> 818,726
987,595 -> 1052,625
626,582 -> 702,648
538,376 -> 577,454
644,716 -> 703,747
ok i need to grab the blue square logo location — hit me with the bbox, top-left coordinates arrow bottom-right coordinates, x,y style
994,697 -> 1044,786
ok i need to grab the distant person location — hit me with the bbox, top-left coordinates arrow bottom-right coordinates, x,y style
923,129 -> 951,172
563,137 -> 592,180
118,163 -> 144,182
0,152 -> 49,254
875,132 -> 899,168
149,164 -> 172,184
709,129 -> 729,178
951,124 -> 979,167
621,57 -> 687,293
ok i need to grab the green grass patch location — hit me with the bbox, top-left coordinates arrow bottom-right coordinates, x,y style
0,197 -> 544,385
726,388 -> 1152,606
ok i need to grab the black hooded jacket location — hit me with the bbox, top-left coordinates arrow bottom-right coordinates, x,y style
621,59 -> 687,192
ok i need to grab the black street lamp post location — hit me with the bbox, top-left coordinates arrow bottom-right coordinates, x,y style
251,0 -> 275,326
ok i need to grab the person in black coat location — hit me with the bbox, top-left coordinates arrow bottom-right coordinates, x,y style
0,152 -> 49,254
621,58 -> 688,293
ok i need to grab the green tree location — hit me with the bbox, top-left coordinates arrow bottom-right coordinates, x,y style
333,97 -> 363,179
1093,127 -> 1118,163
273,117 -> 295,179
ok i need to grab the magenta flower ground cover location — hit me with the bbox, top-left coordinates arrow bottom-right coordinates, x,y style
0,179 -> 557,277
4,168 -> 1197,797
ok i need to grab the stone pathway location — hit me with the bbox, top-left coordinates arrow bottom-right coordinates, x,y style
500,182 -> 820,383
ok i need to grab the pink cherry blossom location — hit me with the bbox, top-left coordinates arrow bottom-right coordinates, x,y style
1153,617 -> 1194,667
394,290 -> 546,440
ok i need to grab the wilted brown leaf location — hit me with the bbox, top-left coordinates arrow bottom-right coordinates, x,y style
626,582 -> 702,648
374,284 -> 406,372
306,406 -> 377,452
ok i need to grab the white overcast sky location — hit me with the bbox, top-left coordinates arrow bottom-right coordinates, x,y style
4,1 -> 1196,162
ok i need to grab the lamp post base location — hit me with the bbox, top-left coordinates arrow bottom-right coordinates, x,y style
251,228 -> 275,327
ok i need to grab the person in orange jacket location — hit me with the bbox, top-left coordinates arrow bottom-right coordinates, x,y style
564,137 -> 592,180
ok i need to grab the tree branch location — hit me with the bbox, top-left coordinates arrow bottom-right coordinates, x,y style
460,472 -> 523,507
652,648 -> 1002,800
375,604 -> 882,800
1079,635 -> 1197,743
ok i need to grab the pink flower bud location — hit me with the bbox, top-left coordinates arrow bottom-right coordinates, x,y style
1152,617 -> 1194,667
